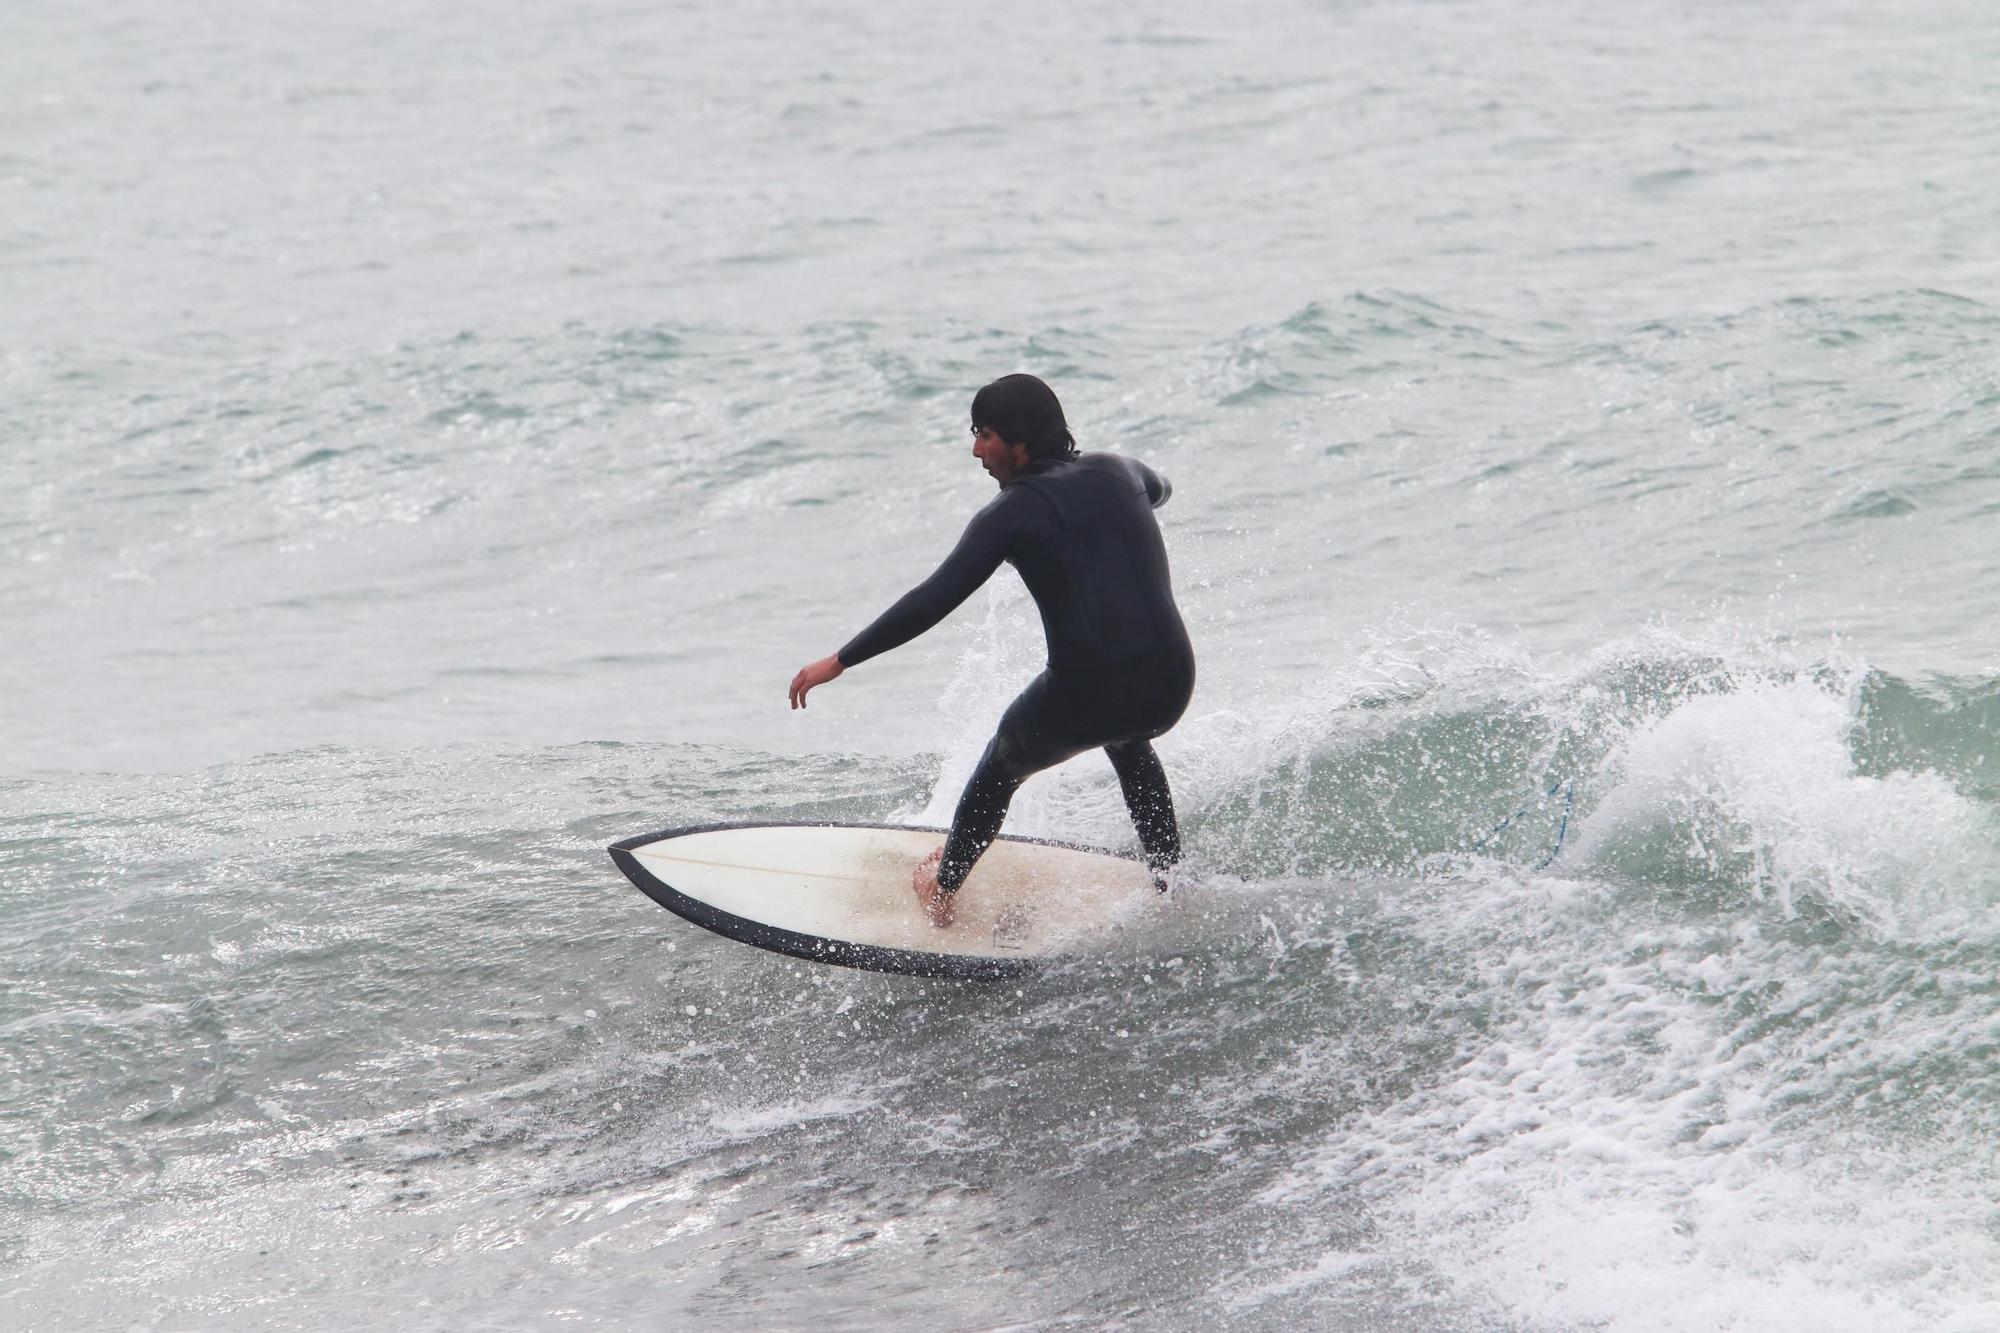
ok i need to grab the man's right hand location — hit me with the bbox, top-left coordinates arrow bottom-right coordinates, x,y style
788,654 -> 844,709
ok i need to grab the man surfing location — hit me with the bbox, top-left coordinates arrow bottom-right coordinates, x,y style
788,374 -> 1195,928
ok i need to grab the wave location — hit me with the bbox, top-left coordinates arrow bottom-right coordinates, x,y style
929,625 -> 1999,942
1124,629 -> 2000,1329
3,628 -> 1996,1329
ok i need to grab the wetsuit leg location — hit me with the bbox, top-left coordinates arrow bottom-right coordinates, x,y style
935,737 -> 1030,896
937,652 -> 1193,897
1104,737 -> 1180,887
937,675 -> 1097,894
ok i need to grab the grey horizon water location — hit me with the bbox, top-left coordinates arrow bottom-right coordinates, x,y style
4,0 -> 2000,1327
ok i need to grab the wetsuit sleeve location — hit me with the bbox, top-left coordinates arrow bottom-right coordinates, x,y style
1136,460 -> 1171,508
836,501 -> 1013,668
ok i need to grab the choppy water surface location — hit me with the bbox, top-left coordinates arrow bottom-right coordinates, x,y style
4,1 -> 1998,1329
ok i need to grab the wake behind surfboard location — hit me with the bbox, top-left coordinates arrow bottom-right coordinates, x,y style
607,822 -> 1155,978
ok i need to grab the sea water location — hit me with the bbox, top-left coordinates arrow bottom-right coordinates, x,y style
4,0 -> 1998,1328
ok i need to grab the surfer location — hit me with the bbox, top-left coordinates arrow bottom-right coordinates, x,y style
788,373 -> 1194,928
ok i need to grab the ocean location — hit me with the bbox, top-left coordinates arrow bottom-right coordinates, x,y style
4,0 -> 1998,1328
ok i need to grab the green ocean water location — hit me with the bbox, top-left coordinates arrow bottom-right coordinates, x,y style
4,0 -> 1999,1328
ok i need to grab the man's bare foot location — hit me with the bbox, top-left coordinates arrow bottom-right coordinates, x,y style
912,848 -> 954,928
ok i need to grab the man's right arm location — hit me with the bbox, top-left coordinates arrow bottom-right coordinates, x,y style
1129,457 -> 1172,508
836,500 -> 1012,668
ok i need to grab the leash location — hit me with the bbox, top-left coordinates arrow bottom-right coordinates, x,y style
1472,778 -> 1575,869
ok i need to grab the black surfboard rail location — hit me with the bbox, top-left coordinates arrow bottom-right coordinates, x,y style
608,821 -> 1139,981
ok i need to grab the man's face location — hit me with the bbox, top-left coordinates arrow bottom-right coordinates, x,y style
971,424 -> 1030,486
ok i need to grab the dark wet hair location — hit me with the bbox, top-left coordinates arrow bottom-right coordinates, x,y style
970,373 -> 1076,460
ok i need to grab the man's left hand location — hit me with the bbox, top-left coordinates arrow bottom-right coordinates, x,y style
789,654 -> 844,709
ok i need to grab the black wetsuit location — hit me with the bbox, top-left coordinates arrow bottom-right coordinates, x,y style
838,452 -> 1195,893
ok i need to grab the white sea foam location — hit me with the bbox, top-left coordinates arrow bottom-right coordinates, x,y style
1577,667 -> 2000,933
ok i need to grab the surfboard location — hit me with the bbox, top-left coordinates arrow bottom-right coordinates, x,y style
607,821 -> 1156,978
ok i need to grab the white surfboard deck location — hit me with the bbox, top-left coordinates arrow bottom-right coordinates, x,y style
608,822 -> 1156,978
